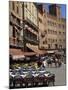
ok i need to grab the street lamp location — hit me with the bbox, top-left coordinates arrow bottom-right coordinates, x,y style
22,2 -> 26,51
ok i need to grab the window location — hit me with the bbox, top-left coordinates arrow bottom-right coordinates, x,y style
25,3 -> 27,8
9,25 -> 13,37
48,29 -> 53,34
55,44 -> 58,49
47,21 -> 49,24
48,29 -> 50,33
62,25 -> 64,29
48,20 -> 52,26
56,39 -> 57,42
59,31 -> 61,34
41,31 -> 45,37
24,9 -> 27,18
43,40 -> 47,44
44,14 -> 46,18
16,31 -> 20,42
58,24 -> 61,28
56,31 -> 57,34
63,40 -> 65,42
48,38 -> 50,42
39,18 -> 42,23
48,44 -> 50,49
59,39 -> 61,42
63,32 -> 65,35
17,18 -> 20,25
43,41 -> 45,44
53,39 -> 54,42
45,40 -> 47,44
53,31 -> 54,34
27,11 -> 30,19
41,33 -> 45,38
13,27 -> 16,37
32,5 -> 34,15
17,6 -> 19,14
12,2 -> 15,10
12,14 -> 15,21
59,45 -> 62,49
51,39 -> 52,42
44,31 -> 47,34
54,23 -> 56,26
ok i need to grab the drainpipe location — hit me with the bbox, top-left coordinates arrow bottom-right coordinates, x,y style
34,3 -> 39,48
22,2 -> 26,52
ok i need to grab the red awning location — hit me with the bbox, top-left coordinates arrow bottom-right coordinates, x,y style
10,48 -> 36,59
26,43 -> 46,55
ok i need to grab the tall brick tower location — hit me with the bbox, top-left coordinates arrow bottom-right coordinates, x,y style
49,4 -> 61,18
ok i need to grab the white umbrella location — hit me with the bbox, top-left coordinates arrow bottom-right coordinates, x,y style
13,55 -> 25,60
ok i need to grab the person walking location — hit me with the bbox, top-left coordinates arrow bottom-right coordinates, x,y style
42,60 -> 47,68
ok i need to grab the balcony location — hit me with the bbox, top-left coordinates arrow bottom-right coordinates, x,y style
24,27 -> 38,36
10,16 -> 22,29
25,36 -> 38,45
9,37 -> 23,48
24,18 -> 38,32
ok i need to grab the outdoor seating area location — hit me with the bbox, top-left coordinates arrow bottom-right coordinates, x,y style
8,1 -> 66,89
9,66 -> 55,88
9,51 -> 65,88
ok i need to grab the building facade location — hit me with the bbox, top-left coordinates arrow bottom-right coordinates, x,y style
38,4 -> 66,50
9,1 -> 66,57
9,1 -> 40,58
23,2 -> 39,51
9,1 -> 23,49
38,4 -> 45,49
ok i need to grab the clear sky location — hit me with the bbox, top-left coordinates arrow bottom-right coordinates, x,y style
61,4 -> 66,18
43,3 -> 66,18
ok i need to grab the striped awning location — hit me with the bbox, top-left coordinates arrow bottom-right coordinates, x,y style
26,43 -> 46,55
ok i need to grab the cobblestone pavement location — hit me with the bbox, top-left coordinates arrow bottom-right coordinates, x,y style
46,63 -> 66,86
